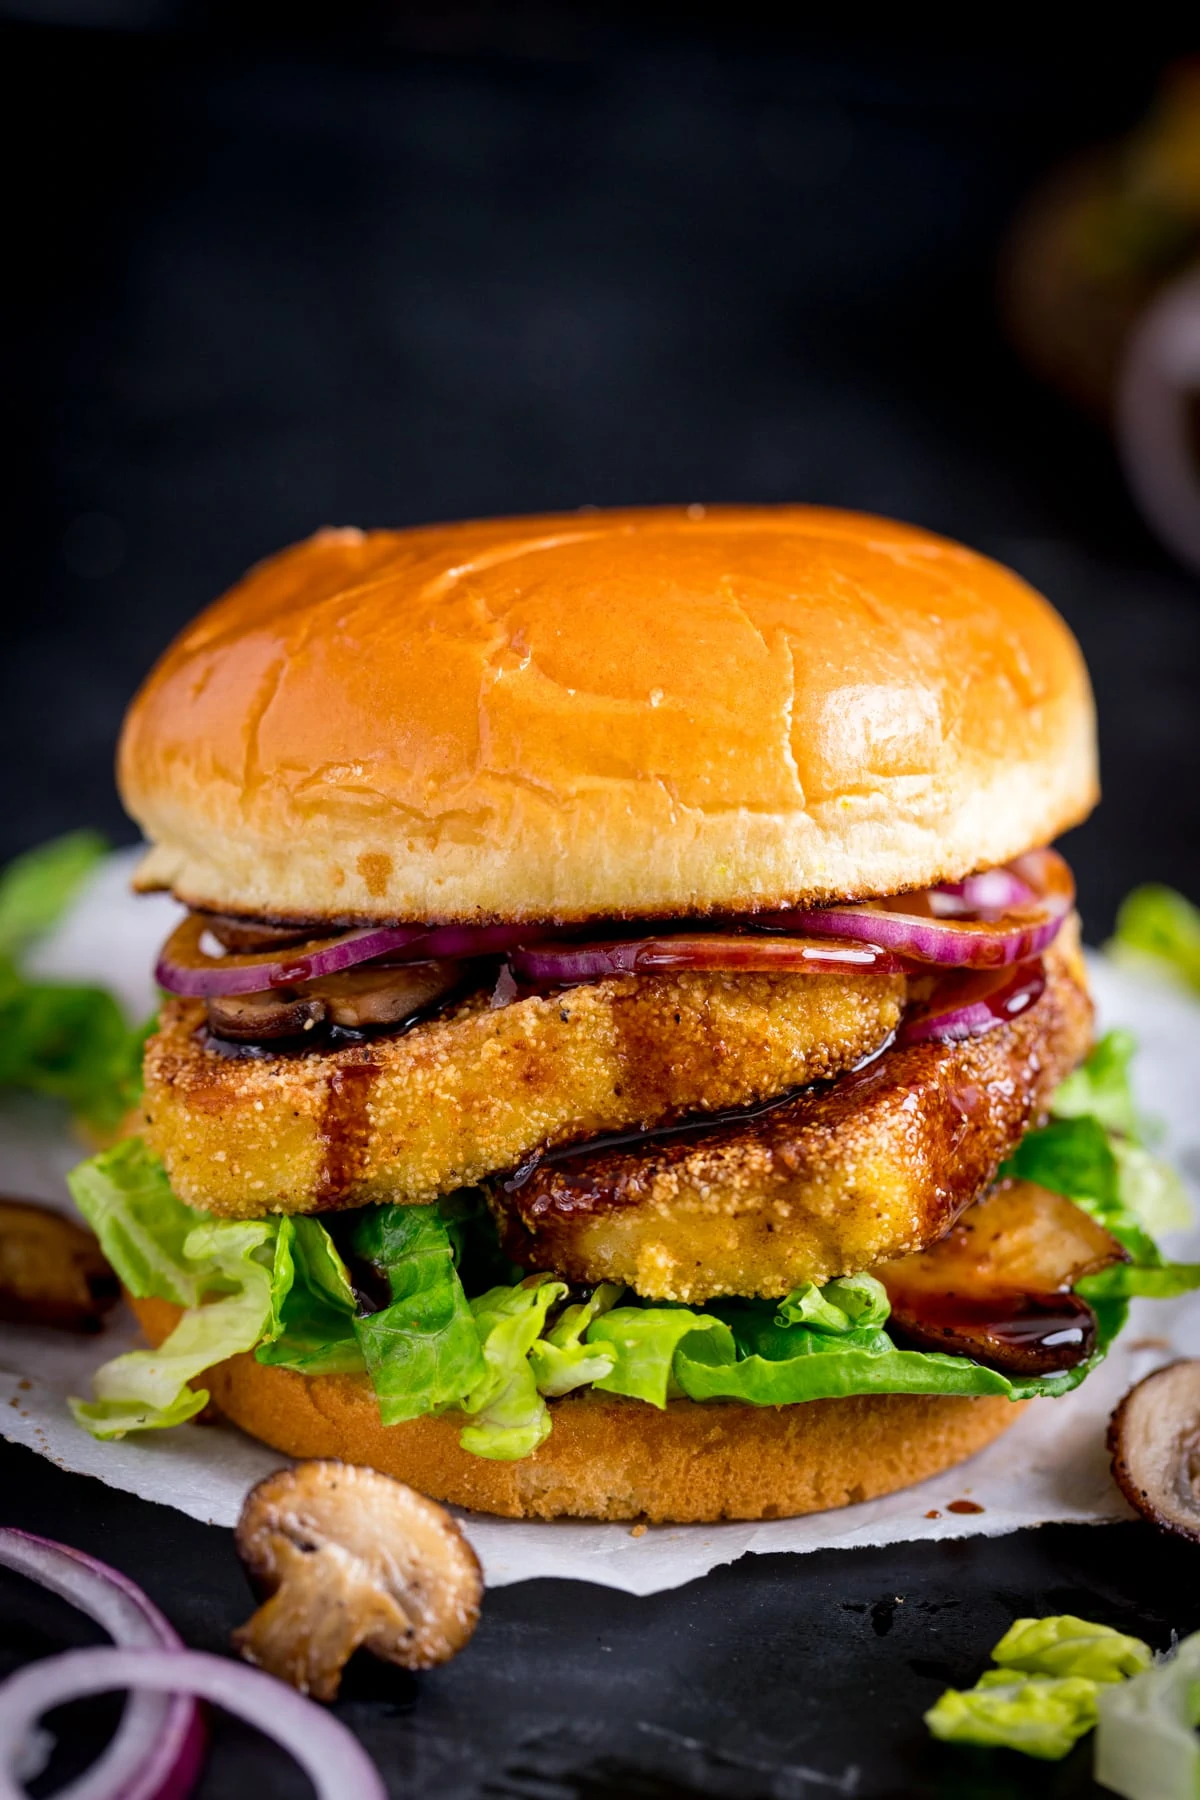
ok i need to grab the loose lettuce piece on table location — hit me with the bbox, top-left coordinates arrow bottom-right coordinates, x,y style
459,1276 -> 567,1459
0,832 -> 151,1132
927,1614 -> 1153,1763
1108,884 -> 1200,996
992,1615 -> 1152,1682
1095,1630 -> 1200,1800
0,829 -> 107,958
257,1215 -> 365,1376
70,1216 -> 277,1438
926,1671 -> 1101,1761
351,1205 -> 484,1424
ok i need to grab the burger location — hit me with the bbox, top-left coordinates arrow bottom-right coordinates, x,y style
67,505 -> 1193,1522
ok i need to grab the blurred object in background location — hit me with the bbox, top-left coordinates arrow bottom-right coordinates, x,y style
1004,62 -> 1200,573
1118,265 -> 1200,576
1004,62 -> 1200,415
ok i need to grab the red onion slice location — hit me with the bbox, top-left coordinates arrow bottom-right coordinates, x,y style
0,1647 -> 385,1800
898,959 -> 1047,1046
509,933 -> 902,984
156,914 -> 429,997
776,849 -> 1074,968
0,1529 -> 203,1800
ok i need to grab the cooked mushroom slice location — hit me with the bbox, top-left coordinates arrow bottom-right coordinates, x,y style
0,1197 -> 119,1332
886,1287 -> 1098,1376
201,912 -> 318,953
310,960 -> 463,1030
233,1461 -> 483,1698
206,990 -> 327,1041
1108,1360 -> 1200,1542
879,1179 -> 1127,1301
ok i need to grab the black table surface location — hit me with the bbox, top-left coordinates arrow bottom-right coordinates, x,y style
2,13 -> 1200,1798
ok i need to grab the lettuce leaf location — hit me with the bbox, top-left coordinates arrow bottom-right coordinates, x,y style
992,1616 -> 1151,1682
589,1305 -> 721,1408
350,1204 -> 485,1423
529,1282 -> 621,1396
1005,1035 -> 1198,1298
1109,884 -> 1200,996
1095,1629 -> 1200,1800
926,1671 -> 1102,1760
459,1276 -> 567,1459
70,1216 -> 277,1437
0,833 -> 151,1132
257,1216 -> 365,1376
927,1614 -> 1153,1762
0,830 -> 107,958
68,1137 -> 211,1309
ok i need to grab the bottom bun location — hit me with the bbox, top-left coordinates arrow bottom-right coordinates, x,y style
132,1295 -> 1025,1523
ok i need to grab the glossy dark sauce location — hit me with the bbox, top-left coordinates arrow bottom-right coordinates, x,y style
499,1033 -> 897,1194
887,1289 -> 1097,1377
315,1059 -> 380,1204
947,1499 -> 985,1516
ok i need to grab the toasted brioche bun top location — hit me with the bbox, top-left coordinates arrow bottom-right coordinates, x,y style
120,506 -> 1097,923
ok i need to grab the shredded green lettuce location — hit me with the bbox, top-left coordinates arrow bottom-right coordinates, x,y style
69,1216 -> 277,1437
927,1671 -> 1103,1761
927,1614 -> 1153,1761
992,1615 -> 1152,1682
0,833 -> 151,1131
1005,1032 -> 1200,1302
257,1216 -> 364,1376
528,1283 -> 621,1396
459,1277 -> 567,1459
69,1137 -> 210,1309
0,829 -> 107,958
1108,884 -> 1200,996
350,1205 -> 485,1424
1095,1630 -> 1200,1800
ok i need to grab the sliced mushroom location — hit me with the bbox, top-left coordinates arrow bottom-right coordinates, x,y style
879,1179 -> 1127,1302
233,1461 -> 483,1698
885,1287 -> 1098,1375
206,990 -> 327,1041
312,961 -> 463,1029
206,961 -> 463,1043
1108,1361 -> 1200,1542
200,912 -> 318,953
0,1197 -> 119,1332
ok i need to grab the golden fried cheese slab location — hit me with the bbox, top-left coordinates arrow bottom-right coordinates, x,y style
493,941 -> 1091,1301
143,965 -> 904,1215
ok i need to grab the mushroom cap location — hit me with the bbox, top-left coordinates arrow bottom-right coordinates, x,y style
233,1460 -> 482,1697
1108,1360 -> 1200,1542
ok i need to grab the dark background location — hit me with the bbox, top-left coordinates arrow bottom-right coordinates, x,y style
3,10 -> 1200,1797
2,9 -> 1200,933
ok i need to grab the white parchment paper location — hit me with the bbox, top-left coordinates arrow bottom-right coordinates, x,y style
3,850 -> 1199,1596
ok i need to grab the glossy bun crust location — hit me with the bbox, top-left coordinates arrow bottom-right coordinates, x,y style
120,507 -> 1097,923
131,1295 -> 1022,1523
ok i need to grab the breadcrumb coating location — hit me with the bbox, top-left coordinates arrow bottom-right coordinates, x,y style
492,933 -> 1091,1301
142,965 -> 904,1216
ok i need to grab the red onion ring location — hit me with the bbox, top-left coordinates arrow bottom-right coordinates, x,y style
155,914 -> 429,997
509,933 -> 902,984
775,849 -> 1073,968
155,850 -> 1074,997
0,1647 -> 385,1800
898,959 -> 1047,1047
0,1529 -> 203,1800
